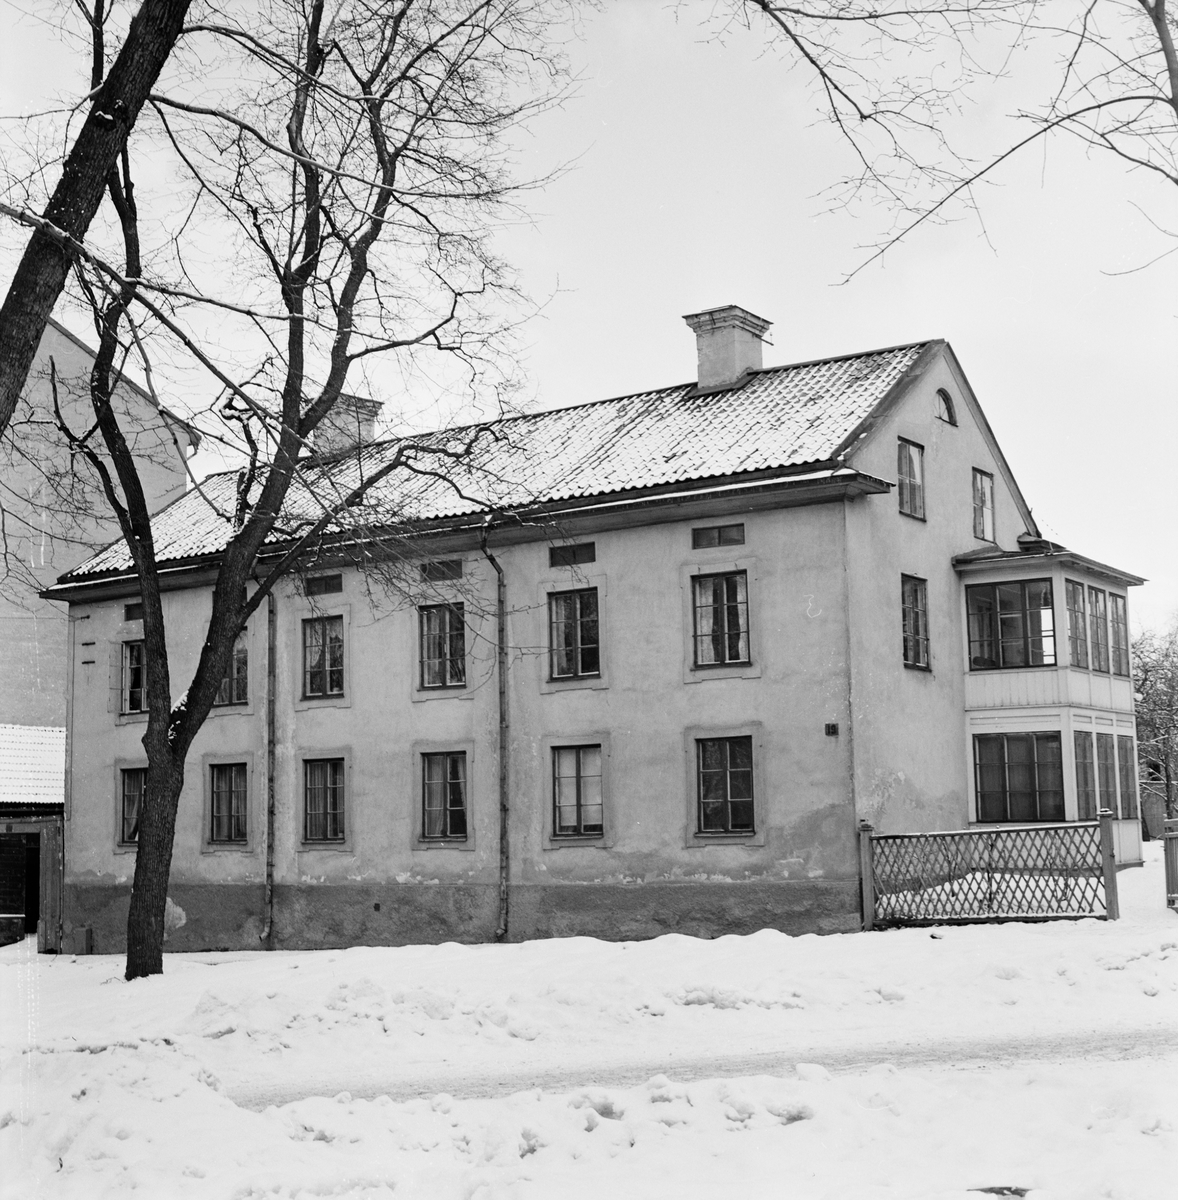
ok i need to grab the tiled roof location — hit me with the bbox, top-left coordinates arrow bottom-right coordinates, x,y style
0,724 -> 65,806
58,342 -> 930,581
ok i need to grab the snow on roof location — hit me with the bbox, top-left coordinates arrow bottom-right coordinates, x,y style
57,342 -> 930,582
0,724 -> 65,807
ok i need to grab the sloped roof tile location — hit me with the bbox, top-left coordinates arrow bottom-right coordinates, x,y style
0,724 -> 65,806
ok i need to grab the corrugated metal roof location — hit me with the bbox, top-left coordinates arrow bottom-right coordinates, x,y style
0,724 -> 65,806
58,342 -> 929,581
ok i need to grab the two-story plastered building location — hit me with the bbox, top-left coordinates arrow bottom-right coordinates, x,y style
45,306 -> 1144,953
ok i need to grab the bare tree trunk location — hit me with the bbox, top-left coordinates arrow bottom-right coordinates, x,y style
0,0 -> 190,439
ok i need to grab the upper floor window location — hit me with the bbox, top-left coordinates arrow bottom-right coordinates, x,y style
210,762 -> 248,843
1088,587 -> 1109,673
421,559 -> 463,583
120,767 -> 145,844
124,602 -> 144,621
972,469 -> 994,541
304,758 -> 344,842
901,575 -> 929,669
897,439 -> 925,519
1065,581 -> 1088,668
935,389 -> 957,425
1109,594 -> 1130,677
549,542 -> 595,568
305,573 -> 343,596
692,523 -> 744,549
553,745 -> 604,837
122,640 -> 147,713
696,736 -> 754,834
303,615 -> 344,697
213,634 -> 249,706
422,751 -> 468,840
974,732 -> 1063,822
966,580 -> 1055,669
692,572 -> 750,666
549,589 -> 600,679
420,603 -> 466,688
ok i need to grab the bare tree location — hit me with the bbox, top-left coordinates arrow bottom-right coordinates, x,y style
18,0 -> 566,980
1134,622 -> 1178,820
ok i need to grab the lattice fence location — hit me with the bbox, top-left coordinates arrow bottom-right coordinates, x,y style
861,821 -> 1117,927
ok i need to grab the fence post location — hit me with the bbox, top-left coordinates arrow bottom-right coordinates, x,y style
1164,818 -> 1178,911
858,821 -> 875,931
1098,809 -> 1120,921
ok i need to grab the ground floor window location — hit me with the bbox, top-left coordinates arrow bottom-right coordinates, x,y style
304,758 -> 345,842
974,732 -> 1063,822
552,745 -> 603,836
696,736 -> 754,833
210,762 -> 247,843
422,752 -> 467,840
120,768 -> 145,844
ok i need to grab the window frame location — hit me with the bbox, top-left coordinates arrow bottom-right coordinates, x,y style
691,570 -> 751,668
971,468 -> 995,542
1074,730 -> 1096,820
419,602 -> 467,690
420,751 -> 469,842
1088,586 -> 1110,673
973,732 -> 1065,824
209,761 -> 249,845
901,575 -> 930,670
548,587 -> 600,681
548,542 -> 595,568
118,765 -> 146,847
411,739 -> 477,850
691,523 -> 745,549
966,579 -> 1056,671
121,639 -> 147,714
935,389 -> 957,425
695,735 -> 756,836
301,756 -> 347,846
212,632 -> 249,707
201,752 -> 256,852
1116,735 -> 1138,819
551,744 -> 605,839
1109,593 -> 1130,677
302,613 -> 346,699
897,438 -> 926,520
1065,580 -> 1089,669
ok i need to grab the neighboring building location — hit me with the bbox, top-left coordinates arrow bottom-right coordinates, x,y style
45,306 -> 1144,954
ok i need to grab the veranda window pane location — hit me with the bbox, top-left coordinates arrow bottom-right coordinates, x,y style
1074,731 -> 1096,820
1096,733 -> 1117,817
1117,736 -> 1138,819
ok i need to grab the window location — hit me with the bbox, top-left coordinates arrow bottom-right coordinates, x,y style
305,574 -> 343,596
1096,732 -> 1117,817
553,745 -> 603,836
692,523 -> 745,549
1088,587 -> 1109,673
972,469 -> 994,541
1074,731 -> 1096,820
897,439 -> 925,518
696,736 -> 754,833
1117,735 -> 1138,820
302,615 -> 344,697
124,602 -> 143,622
692,572 -> 749,666
1065,582 -> 1088,669
966,580 -> 1055,669
901,576 -> 929,669
210,763 -> 247,843
1110,594 -> 1130,677
974,733 -> 1063,822
304,758 -> 344,841
214,635 -> 249,706
120,767 -> 145,844
549,589 -> 599,679
122,640 -> 147,712
936,389 -> 957,425
421,559 -> 462,582
421,752 -> 467,840
419,603 -> 466,688
549,542 -> 595,568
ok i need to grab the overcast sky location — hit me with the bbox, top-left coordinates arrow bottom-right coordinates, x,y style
2,1 -> 1175,629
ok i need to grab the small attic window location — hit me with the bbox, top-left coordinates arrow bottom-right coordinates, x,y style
936,389 -> 957,425
305,574 -> 343,596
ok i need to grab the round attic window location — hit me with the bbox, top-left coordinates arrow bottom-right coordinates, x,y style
935,389 -> 957,425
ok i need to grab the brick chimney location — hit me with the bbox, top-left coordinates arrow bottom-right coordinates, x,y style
315,393 -> 383,455
683,305 -> 772,392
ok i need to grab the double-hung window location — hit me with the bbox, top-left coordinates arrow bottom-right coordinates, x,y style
122,640 -> 147,713
1065,582 -> 1088,668
1109,594 -> 1130,677
303,615 -> 344,697
120,767 -> 145,844
966,580 -> 1055,669
1088,587 -> 1109,673
420,604 -> 466,688
692,572 -> 749,666
210,762 -> 248,843
304,758 -> 345,842
553,745 -> 603,836
972,469 -> 994,541
214,635 -> 249,706
696,736 -> 754,833
549,589 -> 599,679
897,439 -> 925,518
974,732 -> 1063,822
901,576 -> 929,669
422,752 -> 467,840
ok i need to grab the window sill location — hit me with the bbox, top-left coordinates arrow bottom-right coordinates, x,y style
200,842 -> 255,855
115,711 -> 148,726
969,663 -> 1057,673
546,833 -> 606,848
540,672 -> 608,695
294,692 -> 351,712
113,842 -> 137,855
297,841 -> 353,853
903,662 -> 932,673
686,831 -> 761,848
685,660 -> 761,685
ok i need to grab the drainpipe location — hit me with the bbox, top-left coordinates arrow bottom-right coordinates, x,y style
259,589 -> 277,944
479,522 -> 510,942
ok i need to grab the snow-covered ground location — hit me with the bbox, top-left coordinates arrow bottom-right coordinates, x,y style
4,846 -> 1176,1199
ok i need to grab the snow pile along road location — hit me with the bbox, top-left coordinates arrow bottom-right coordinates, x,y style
3,845 -> 1176,1198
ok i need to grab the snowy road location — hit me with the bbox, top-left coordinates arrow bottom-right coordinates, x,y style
229,1023 -> 1178,1108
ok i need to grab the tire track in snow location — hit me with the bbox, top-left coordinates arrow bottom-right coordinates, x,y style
228,1024 -> 1178,1109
